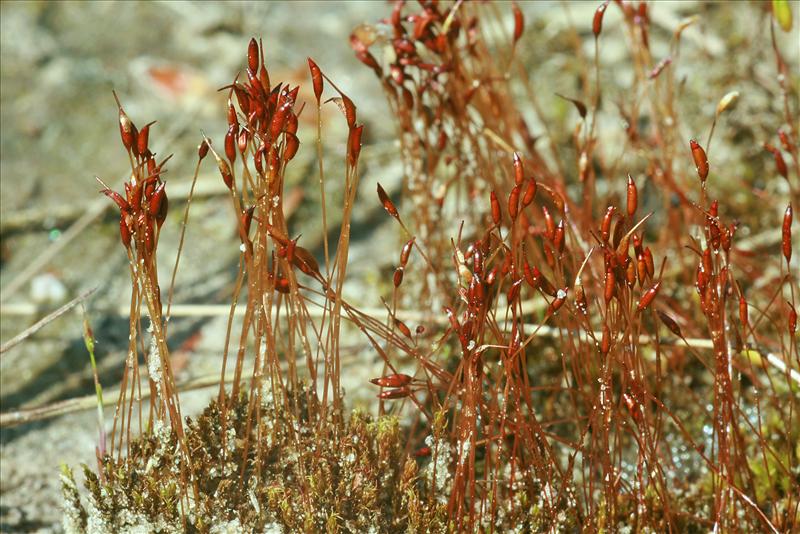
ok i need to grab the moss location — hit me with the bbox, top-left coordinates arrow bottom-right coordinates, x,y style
60,392 -> 450,532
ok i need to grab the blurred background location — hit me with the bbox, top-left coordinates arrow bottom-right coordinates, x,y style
1,1 -> 797,531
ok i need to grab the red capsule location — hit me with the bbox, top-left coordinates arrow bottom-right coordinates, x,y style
377,183 -> 399,219
738,294 -> 748,329
657,311 -> 683,338
100,188 -> 130,212
764,143 -> 788,180
553,220 -> 565,253
601,206 -> 615,242
626,174 -> 637,218
604,267 -> 616,303
377,386 -> 411,400
393,267 -> 404,288
225,124 -> 237,163
415,446 -> 431,457
625,256 -> 636,287
637,280 -> 661,312
341,94 -> 357,129
522,177 -> 537,208
547,288 -> 568,314
512,2 -> 524,43
395,318 -> 412,339
600,324 -> 611,355
400,238 -> 414,267
513,152 -> 524,185
637,254 -> 647,286
137,121 -> 155,159
702,247 -> 712,277
218,158 -> 233,190
274,277 -> 291,294
508,184 -> 521,221
778,128 -> 794,152
593,1 -> 610,37
533,266 -> 556,296
484,266 -> 498,286
370,373 -> 413,388
119,212 -> 131,248
347,124 -> 364,166
643,248 -> 654,278
689,139 -> 709,182
490,190 -> 501,225
783,204 -> 793,264
148,181 -> 166,217
507,278 -> 523,304
542,205 -> 555,240
198,140 -> 209,160
247,38 -> 259,73
292,246 -> 320,277
116,100 -> 136,151
788,301 -> 797,335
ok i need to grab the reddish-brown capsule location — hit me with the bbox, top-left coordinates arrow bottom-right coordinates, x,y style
400,238 -> 414,267
377,386 -> 411,400
626,174 -> 638,218
237,129 -> 249,155
600,323 -> 611,355
601,206 -> 615,242
198,140 -> 209,160
782,204 -> 792,264
395,318 -> 412,339
548,288 -> 568,314
341,94 -> 357,129
603,267 -> 617,304
370,373 -> 413,388
137,121 -> 154,159
593,1 -> 610,37
119,213 -> 131,248
415,446 -> 431,457
308,58 -> 323,104
377,183 -> 399,219
553,219 -> 565,253
490,190 -> 501,225
347,124 -> 364,166
247,38 -> 259,73
625,256 -> 637,287
522,177 -> 537,208
764,143 -> 788,180
513,152 -> 524,185
118,105 -> 135,151
512,2 -> 524,43
148,182 -> 166,217
637,254 -> 647,286
218,158 -> 233,190
702,247 -> 712,277
689,139 -> 709,182
274,277 -> 291,294
778,128 -> 794,152
225,124 -> 237,163
101,188 -> 130,212
542,205 -> 555,240
508,184 -> 521,221
507,278 -> 523,304
657,311 -> 683,338
643,248 -> 654,278
788,301 -> 797,335
393,266 -> 404,288
637,280 -> 661,312
738,295 -> 748,329
533,266 -> 556,296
